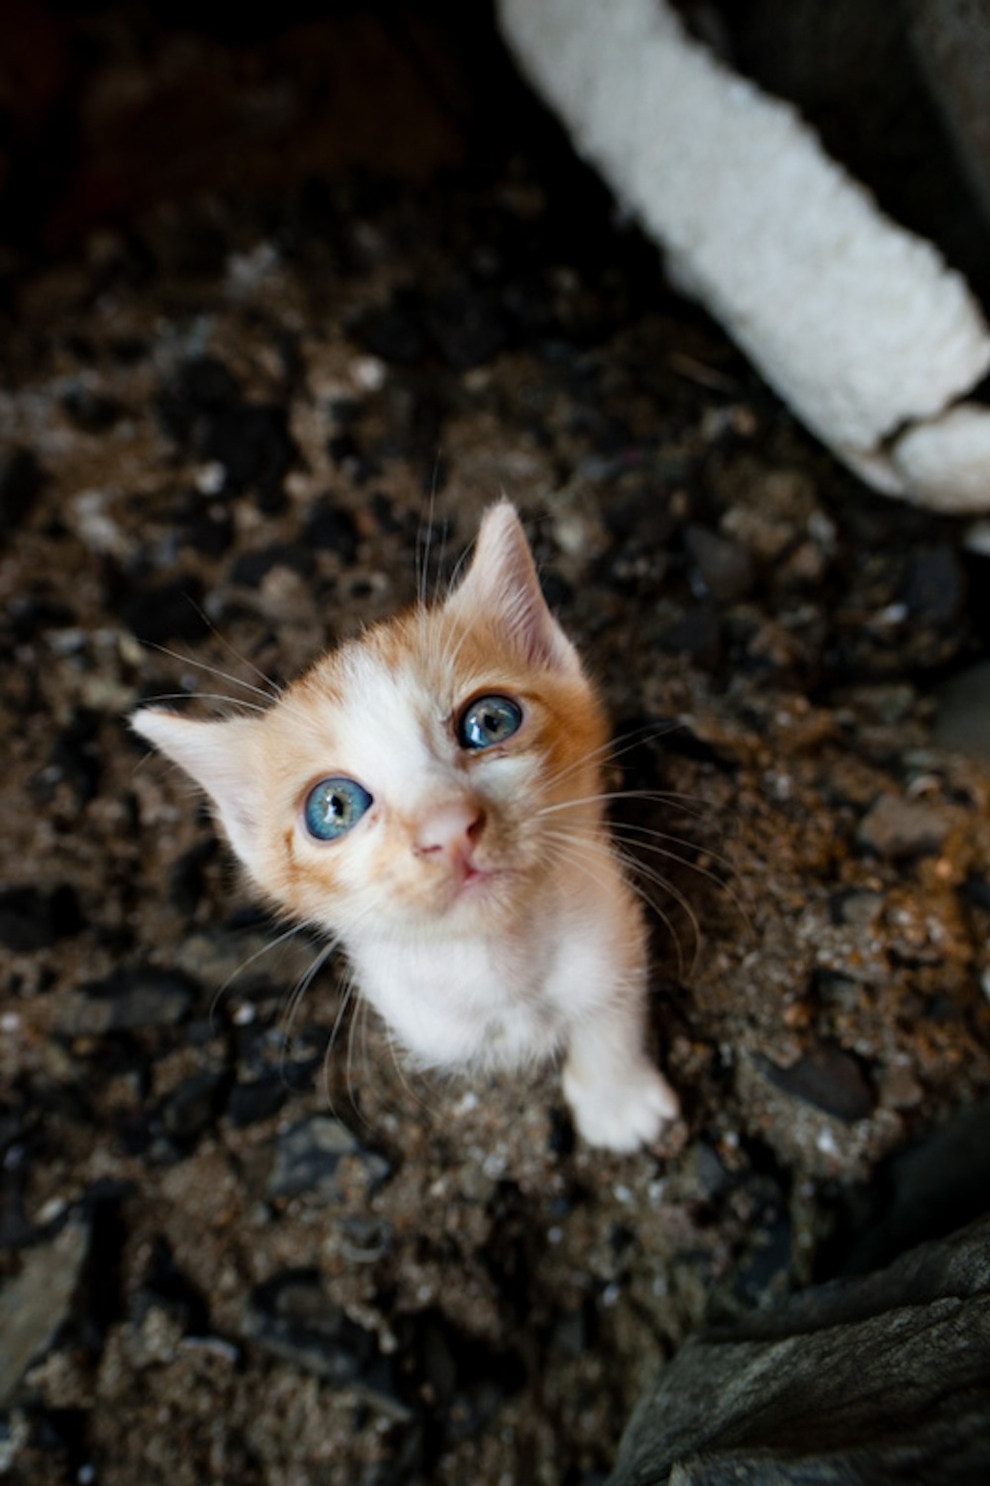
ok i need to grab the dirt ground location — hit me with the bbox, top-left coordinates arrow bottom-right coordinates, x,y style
2,7 -> 990,1485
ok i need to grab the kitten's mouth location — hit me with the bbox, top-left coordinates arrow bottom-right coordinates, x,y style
451,861 -> 510,903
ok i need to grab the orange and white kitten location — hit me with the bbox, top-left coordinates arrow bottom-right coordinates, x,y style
132,502 -> 679,1151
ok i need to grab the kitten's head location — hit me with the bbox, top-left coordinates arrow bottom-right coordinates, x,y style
133,502 -> 608,941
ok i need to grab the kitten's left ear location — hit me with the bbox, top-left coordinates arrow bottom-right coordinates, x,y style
448,501 -> 580,674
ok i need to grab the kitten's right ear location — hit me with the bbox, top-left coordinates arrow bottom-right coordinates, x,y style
131,708 -> 261,868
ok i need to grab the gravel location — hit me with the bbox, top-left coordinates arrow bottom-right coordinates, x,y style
1,13 -> 990,1485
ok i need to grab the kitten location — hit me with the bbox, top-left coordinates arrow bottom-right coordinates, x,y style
132,502 -> 679,1151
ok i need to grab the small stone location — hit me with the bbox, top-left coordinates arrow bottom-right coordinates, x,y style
302,500 -> 359,563
121,576 -> 210,646
226,1076 -> 287,1129
61,386 -> 124,433
828,890 -> 884,929
56,968 -> 197,1036
934,660 -> 990,762
901,545 -> 965,627
423,281 -> 508,370
857,793 -> 952,860
229,543 -> 314,588
356,292 -> 428,364
0,884 -> 83,952
0,1218 -> 90,1407
0,449 -> 44,535
244,1272 -> 409,1416
267,1115 -> 391,1202
159,1069 -> 227,1142
756,1041 -> 874,1123
685,524 -> 755,604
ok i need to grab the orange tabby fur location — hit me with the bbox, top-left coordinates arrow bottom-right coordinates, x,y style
132,502 -> 679,1150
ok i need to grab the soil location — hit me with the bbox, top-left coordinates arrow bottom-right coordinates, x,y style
2,7 -> 990,1485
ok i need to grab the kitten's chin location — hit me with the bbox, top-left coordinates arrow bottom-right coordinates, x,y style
411,863 -> 524,934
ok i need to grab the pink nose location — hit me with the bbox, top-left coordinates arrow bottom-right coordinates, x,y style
415,801 -> 485,858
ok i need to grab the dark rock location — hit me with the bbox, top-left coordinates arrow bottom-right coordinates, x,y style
422,282 -> 508,370
167,836 -> 217,916
133,1235 -> 210,1337
60,387 -> 124,433
397,1307 -> 525,1443
56,968 -> 197,1036
120,575 -> 210,646
6,593 -> 76,642
0,448 -> 44,534
340,1216 -> 392,1265
267,1115 -> 391,1202
0,884 -> 83,952
684,524 -> 756,604
45,707 -> 102,806
76,1182 -> 130,1349
156,355 -> 241,445
828,1098 -> 990,1277
169,488 -> 235,558
608,1217 -> 990,1486
201,403 -> 298,510
302,500 -> 359,563
356,293 -> 428,364
229,543 -> 314,588
245,1271 -> 409,1417
964,873 -> 990,911
733,1182 -> 793,1306
901,544 -> 965,627
157,356 -> 297,511
159,1068 -> 227,1143
857,792 -> 952,860
756,1040 -> 874,1122
659,604 -> 722,670
911,0 -> 990,228
0,1132 -> 33,1249
226,1075 -> 287,1129
235,1022 -> 329,1093
935,659 -> 990,762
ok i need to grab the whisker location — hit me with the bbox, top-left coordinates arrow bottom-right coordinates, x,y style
534,719 -> 689,798
207,920 -> 306,1027
137,690 -> 269,716
540,828 -> 693,980
142,639 -> 280,706
278,935 -> 339,1058
606,824 -> 750,930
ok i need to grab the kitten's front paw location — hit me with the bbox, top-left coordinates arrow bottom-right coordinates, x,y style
562,1059 -> 680,1153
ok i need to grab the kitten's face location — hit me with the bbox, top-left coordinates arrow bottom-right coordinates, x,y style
134,503 -> 608,942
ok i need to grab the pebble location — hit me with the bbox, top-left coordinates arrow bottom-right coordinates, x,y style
159,1068 -> 228,1142
0,448 -> 44,535
244,1272 -> 409,1416
120,575 -> 211,645
56,968 -> 197,1036
934,660 -> 990,762
226,1075 -> 288,1129
267,1115 -> 391,1202
0,1217 -> 90,1407
0,884 -> 83,952
756,1040 -> 874,1122
684,524 -> 755,604
901,545 -> 965,627
857,793 -> 952,861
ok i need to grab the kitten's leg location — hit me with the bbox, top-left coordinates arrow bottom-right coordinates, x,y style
562,990 -> 679,1153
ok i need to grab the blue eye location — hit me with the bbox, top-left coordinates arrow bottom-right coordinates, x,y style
303,777 -> 372,841
458,694 -> 523,751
